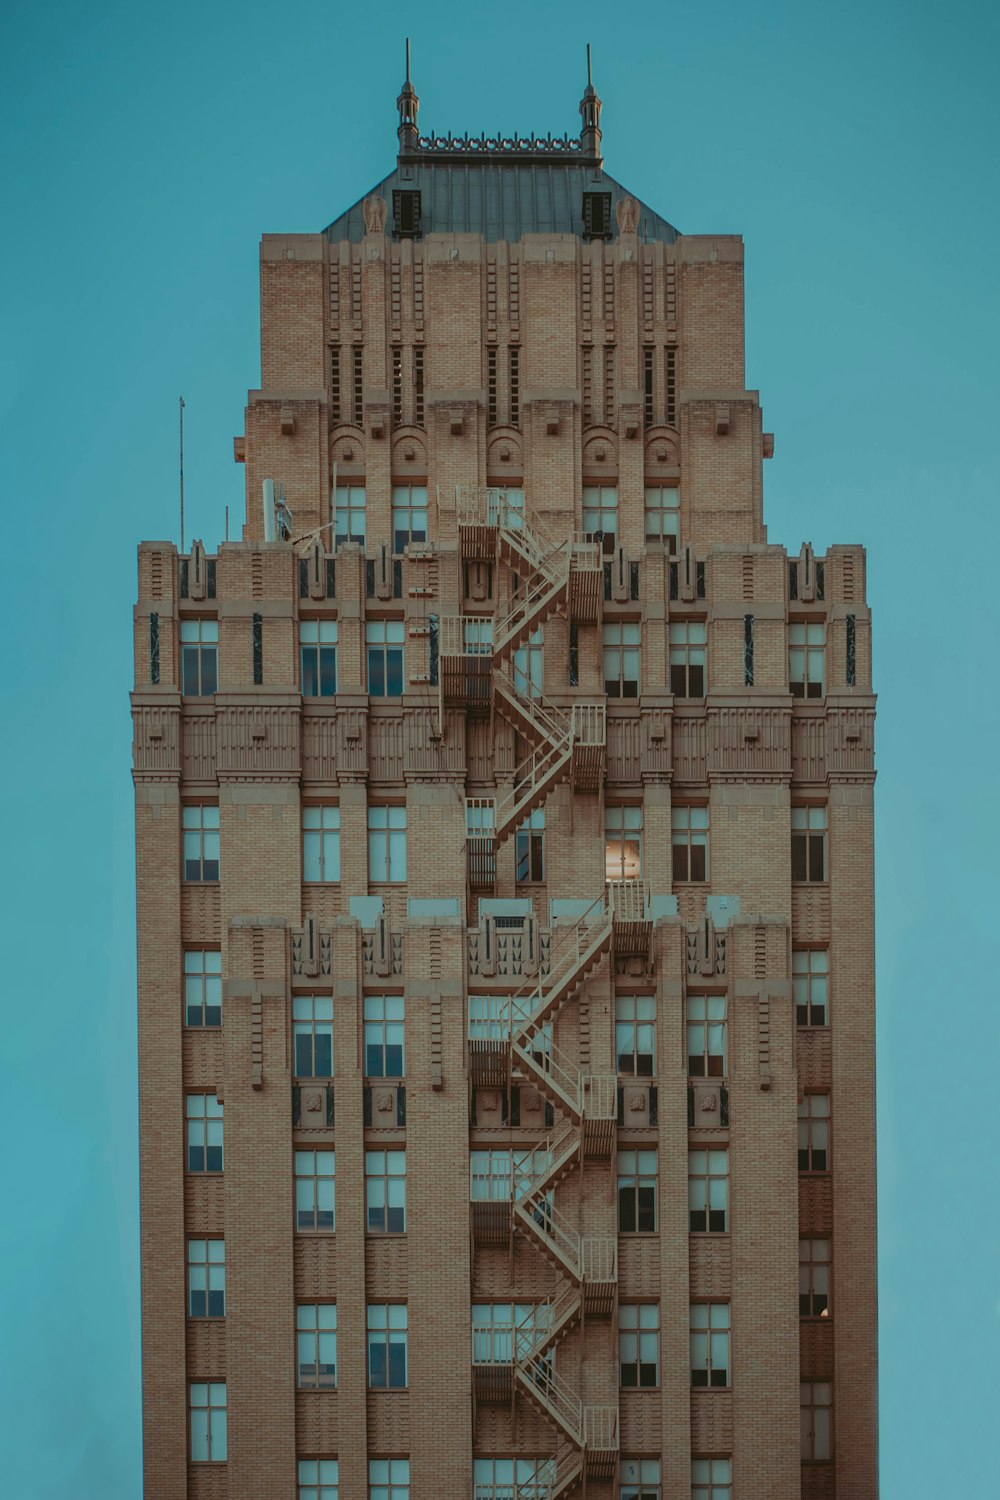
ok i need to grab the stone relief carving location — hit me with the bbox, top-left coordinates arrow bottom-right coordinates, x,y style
364,195 -> 387,233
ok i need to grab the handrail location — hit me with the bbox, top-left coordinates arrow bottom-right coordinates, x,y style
501,891 -> 612,1038
516,1354 -> 584,1443
511,1034 -> 581,1110
513,1282 -> 580,1362
514,1192 -> 581,1271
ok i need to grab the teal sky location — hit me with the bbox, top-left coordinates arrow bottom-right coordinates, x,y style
1,1 -> 997,1494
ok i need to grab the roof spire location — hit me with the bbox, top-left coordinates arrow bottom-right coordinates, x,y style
397,37 -> 420,156
579,43 -> 603,164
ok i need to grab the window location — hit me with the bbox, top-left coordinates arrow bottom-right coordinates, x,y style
364,996 -> 404,1076
692,1457 -> 732,1500
687,996 -> 727,1077
295,1150 -> 336,1232
789,622 -> 825,698
187,1239 -> 225,1318
582,191 -> 612,239
471,1303 -> 550,1365
334,485 -> 366,547
798,1095 -> 830,1172
369,1459 -> 409,1500
671,806 -> 708,882
621,1458 -> 661,1500
688,1149 -> 729,1233
190,1383 -> 227,1463
366,1150 -> 407,1233
299,1458 -> 339,1500
470,1149 -> 512,1201
369,806 -> 407,882
294,996 -> 334,1078
391,485 -> 429,552
367,1304 -> 408,1388
184,950 -> 222,1027
744,613 -> 755,686
800,1238 -> 832,1317
475,1458 -> 554,1499
512,628 -> 544,699
469,997 -> 551,1063
516,810 -> 545,882
616,996 -> 655,1076
186,1094 -> 223,1173
620,1304 -> 659,1387
605,806 -> 643,881
582,485 -> 619,539
618,1150 -> 657,1233
393,188 -> 421,236
669,621 -> 707,697
181,619 -> 218,697
690,1303 -> 730,1387
297,1304 -> 337,1388
794,949 -> 830,1026
367,621 -> 405,696
300,621 -> 338,697
645,487 -> 680,550
303,806 -> 341,882
801,1382 -> 833,1460
487,487 -> 525,529
603,623 -> 641,697
792,807 -> 827,882
183,805 -> 220,882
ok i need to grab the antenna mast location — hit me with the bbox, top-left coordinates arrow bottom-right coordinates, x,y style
179,396 -> 186,553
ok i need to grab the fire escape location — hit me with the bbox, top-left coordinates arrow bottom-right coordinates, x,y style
446,489 -> 652,1496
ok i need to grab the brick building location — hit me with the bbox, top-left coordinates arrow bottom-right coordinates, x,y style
133,52 -> 878,1500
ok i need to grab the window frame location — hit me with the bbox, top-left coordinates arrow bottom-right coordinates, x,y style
619,1302 -> 660,1388
798,1093 -> 831,1172
794,948 -> 830,1026
366,619 -> 405,697
184,949 -> 222,1028
789,621 -> 826,698
366,1303 -> 409,1389
512,627 -> 544,700
189,1382 -> 227,1464
187,1238 -> 226,1319
369,1458 -> 410,1500
644,486 -> 680,550
182,804 -> 220,883
582,484 -> 619,538
686,994 -> 728,1078
615,994 -> 656,1077
688,1148 -> 730,1234
295,1148 -> 336,1233
303,805 -> 341,883
668,619 -> 707,697
298,1457 -> 339,1500
368,805 -> 407,882
365,1149 -> 407,1234
690,1301 -> 731,1389
296,1303 -> 338,1389
672,805 -> 709,883
180,618 -> 219,697
363,995 -> 405,1078
515,809 -> 545,883
621,1457 -> 662,1500
792,806 -> 828,883
391,484 -> 429,553
605,805 -> 643,882
293,994 -> 334,1079
799,1237 -> 832,1318
186,1093 -> 223,1174
692,1456 -> 732,1500
333,484 -> 366,548
300,620 -> 338,698
603,621 -> 641,698
801,1380 -> 833,1461
617,1149 -> 658,1234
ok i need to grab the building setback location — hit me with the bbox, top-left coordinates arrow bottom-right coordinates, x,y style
133,55 -> 878,1500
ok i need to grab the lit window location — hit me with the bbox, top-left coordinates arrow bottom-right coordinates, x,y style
367,1304 -> 408,1388
669,621 -> 707,697
690,1302 -> 730,1387
800,1238 -> 832,1318
618,1149 -> 658,1233
692,1456 -> 731,1500
293,996 -> 334,1078
368,806 -> 407,882
366,620 -> 405,696
794,949 -> 830,1026
184,950 -> 222,1027
603,623 -> 641,697
687,996 -> 727,1077
364,996 -> 404,1077
582,485 -> 619,538
516,809 -> 545,882
644,487 -> 680,550
297,1304 -> 337,1388
180,619 -> 218,696
620,1303 -> 659,1387
300,621 -> 338,697
187,1239 -> 225,1318
303,806 -> 341,882
391,485 -> 429,552
605,805 -> 643,882
298,1458 -> 339,1500
789,622 -> 825,698
186,1094 -> 223,1173
189,1382 -> 227,1463
183,805 -> 220,882
295,1149 -> 336,1232
369,1458 -> 409,1500
615,996 -> 655,1076
621,1457 -> 661,1500
792,807 -> 827,882
365,1150 -> 407,1234
672,806 -> 708,882
512,627 -> 544,699
798,1094 -> 830,1172
334,485 -> 366,548
688,1149 -> 729,1233
801,1381 -> 833,1460
470,1149 -> 512,1201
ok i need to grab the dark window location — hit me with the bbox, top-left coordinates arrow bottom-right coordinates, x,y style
665,346 -> 677,427
509,346 -> 520,427
391,346 -> 402,426
487,347 -> 498,428
252,613 -> 263,685
150,613 -> 160,684
569,623 -> 579,686
392,190 -> 422,238
352,347 -> 363,425
583,192 -> 613,240
413,346 -> 425,427
744,614 -> 755,686
846,614 -> 856,686
791,808 -> 827,883
330,346 -> 340,423
789,561 -> 799,600
429,614 -> 439,686
643,346 -> 654,426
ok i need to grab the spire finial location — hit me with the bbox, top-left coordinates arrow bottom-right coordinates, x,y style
397,38 -> 420,157
579,42 -> 603,164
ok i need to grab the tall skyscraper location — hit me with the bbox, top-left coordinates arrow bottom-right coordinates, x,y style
133,53 -> 877,1500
